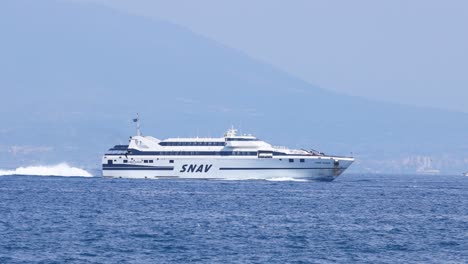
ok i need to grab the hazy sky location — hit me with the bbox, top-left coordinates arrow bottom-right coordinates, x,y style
69,0 -> 468,112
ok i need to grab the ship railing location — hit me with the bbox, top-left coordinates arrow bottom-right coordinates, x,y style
273,146 -> 288,149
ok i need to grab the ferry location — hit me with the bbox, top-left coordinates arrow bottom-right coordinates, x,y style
102,116 -> 354,181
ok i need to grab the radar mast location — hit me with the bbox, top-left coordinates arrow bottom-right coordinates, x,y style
133,113 -> 142,136
224,126 -> 238,137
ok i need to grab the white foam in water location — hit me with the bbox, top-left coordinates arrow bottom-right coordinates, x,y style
0,163 -> 92,177
266,177 -> 308,182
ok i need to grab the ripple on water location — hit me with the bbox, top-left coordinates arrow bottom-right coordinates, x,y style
0,174 -> 467,263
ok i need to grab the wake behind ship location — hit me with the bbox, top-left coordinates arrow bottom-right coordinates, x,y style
102,117 -> 354,181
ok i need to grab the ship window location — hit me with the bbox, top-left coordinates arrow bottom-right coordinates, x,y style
149,160 -> 154,163
107,160 -> 113,165
123,160 -> 128,163
289,159 -> 294,163
300,159 -> 305,163
169,160 -> 174,163
144,160 -> 148,163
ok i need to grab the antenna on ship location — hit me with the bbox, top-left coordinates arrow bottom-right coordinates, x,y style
224,125 -> 237,137
133,113 -> 142,136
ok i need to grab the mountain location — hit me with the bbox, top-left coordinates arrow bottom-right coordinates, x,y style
1,0 -> 467,174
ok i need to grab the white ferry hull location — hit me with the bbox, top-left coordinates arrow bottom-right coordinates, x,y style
102,156 -> 354,181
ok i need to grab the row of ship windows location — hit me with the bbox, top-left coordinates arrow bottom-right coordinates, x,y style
159,139 -> 259,146
159,142 -> 225,146
121,160 -> 174,164
284,159 -> 305,163
128,151 -> 259,156
225,138 -> 259,142
115,158 -> 306,163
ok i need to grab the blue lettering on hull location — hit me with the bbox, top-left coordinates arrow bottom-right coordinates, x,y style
180,164 -> 213,173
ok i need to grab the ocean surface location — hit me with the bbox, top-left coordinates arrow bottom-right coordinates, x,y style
0,174 -> 467,263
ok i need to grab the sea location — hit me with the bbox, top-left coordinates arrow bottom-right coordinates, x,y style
0,173 -> 467,264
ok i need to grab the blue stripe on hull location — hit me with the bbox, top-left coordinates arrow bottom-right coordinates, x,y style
102,164 -> 173,170
219,167 -> 344,170
105,149 -> 315,157
103,167 -> 174,171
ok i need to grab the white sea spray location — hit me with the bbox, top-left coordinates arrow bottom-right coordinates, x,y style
0,163 -> 92,177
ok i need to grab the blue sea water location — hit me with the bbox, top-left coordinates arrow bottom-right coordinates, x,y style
0,174 -> 467,264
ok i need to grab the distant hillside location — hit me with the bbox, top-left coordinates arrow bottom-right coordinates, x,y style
1,0 -> 467,173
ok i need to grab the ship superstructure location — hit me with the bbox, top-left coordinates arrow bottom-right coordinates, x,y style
102,117 -> 354,181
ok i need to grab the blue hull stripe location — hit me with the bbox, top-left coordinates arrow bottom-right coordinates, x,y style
103,167 -> 174,171
105,152 -> 313,157
219,167 -> 344,170
103,164 -> 174,170
106,149 -> 316,157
